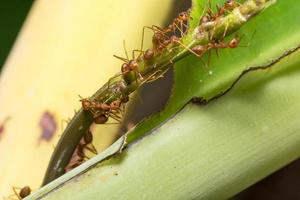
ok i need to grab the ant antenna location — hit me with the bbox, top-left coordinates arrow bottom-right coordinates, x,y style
113,54 -> 129,63
123,40 -> 129,60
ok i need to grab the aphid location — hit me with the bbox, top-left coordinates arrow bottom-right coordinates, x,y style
38,111 -> 56,143
65,130 -> 97,172
7,186 -> 31,200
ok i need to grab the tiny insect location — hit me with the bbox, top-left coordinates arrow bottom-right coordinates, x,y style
65,130 -> 98,172
6,186 -> 31,200
202,0 -> 239,23
113,40 -> 145,84
80,98 -> 123,123
165,11 -> 191,36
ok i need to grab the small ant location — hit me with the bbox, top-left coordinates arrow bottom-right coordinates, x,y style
201,0 -> 239,23
113,40 -> 144,83
208,37 -> 240,49
190,37 -> 240,58
65,130 -> 98,172
6,186 -> 31,200
80,97 -> 124,123
166,11 -> 191,36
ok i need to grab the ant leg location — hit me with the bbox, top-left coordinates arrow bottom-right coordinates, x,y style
174,23 -> 184,37
84,145 -> 98,155
138,25 -> 161,58
132,49 -> 144,60
108,113 -> 122,123
239,30 -> 256,47
132,70 -> 141,89
222,21 -> 229,39
206,0 -> 215,19
107,72 -> 122,89
151,25 -> 166,33
113,54 -> 129,63
143,25 -> 160,35
215,48 -> 219,57
175,40 -> 204,58
139,26 -> 147,58
12,187 -> 21,200
123,40 -> 129,60
143,70 -> 165,83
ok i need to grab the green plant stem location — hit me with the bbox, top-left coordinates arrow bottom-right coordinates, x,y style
42,0 -> 276,186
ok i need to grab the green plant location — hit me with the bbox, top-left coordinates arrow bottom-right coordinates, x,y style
27,0 -> 300,199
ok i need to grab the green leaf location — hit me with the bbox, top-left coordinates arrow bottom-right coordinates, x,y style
127,0 -> 300,143
28,48 -> 300,199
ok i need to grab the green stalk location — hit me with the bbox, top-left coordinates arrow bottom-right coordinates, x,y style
28,46 -> 300,199
42,0 -> 275,185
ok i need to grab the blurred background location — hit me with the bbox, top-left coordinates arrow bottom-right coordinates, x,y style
0,0 -> 33,72
0,1 -> 299,199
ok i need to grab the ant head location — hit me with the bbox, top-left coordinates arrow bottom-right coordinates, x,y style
229,37 -> 240,48
128,60 -> 138,70
19,186 -> 31,198
93,114 -> 108,124
110,100 -> 121,110
80,99 -> 91,110
225,0 -> 239,9
179,12 -> 188,21
143,49 -> 154,60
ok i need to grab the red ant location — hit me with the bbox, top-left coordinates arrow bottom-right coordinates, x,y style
143,11 -> 190,54
113,40 -> 145,84
208,37 -> 240,49
80,97 -> 124,123
65,130 -> 98,172
6,186 -> 31,200
166,11 -> 191,36
190,37 -> 240,57
140,11 -> 191,53
201,0 -> 240,23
